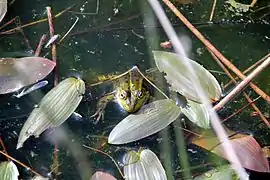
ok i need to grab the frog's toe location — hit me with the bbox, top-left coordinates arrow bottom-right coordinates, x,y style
90,109 -> 104,124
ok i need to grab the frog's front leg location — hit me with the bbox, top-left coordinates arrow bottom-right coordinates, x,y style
90,92 -> 115,124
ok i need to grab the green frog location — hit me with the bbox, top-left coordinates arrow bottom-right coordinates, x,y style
90,66 -> 150,124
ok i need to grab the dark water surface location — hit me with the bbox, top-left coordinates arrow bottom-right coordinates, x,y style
0,0 -> 269,179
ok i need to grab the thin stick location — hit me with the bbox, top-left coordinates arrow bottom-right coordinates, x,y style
0,5 -> 74,35
0,150 -> 43,177
224,53 -> 270,89
0,16 -> 18,30
0,137 -> 9,161
13,17 -> 34,52
174,125 -> 201,137
34,34 -> 47,56
221,96 -> 261,123
162,0 -> 270,103
83,144 -> 125,179
210,51 -> 269,126
214,57 -> 270,127
135,66 -> 170,99
47,6 -> 59,176
209,0 -> 217,21
46,7 -> 58,85
58,17 -> 79,44
250,0 -> 257,7
89,68 -> 132,86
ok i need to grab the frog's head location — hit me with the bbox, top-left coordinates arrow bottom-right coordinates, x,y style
116,87 -> 149,113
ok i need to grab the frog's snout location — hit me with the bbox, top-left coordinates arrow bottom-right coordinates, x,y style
124,97 -> 136,112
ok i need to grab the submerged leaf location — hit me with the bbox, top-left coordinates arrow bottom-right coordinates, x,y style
108,99 -> 181,144
91,171 -> 117,180
153,51 -> 222,103
0,0 -> 7,22
123,149 -> 167,180
0,161 -> 19,180
17,77 -> 85,149
194,165 -> 238,180
181,99 -> 210,129
192,133 -> 270,172
14,80 -> 48,98
0,57 -> 56,94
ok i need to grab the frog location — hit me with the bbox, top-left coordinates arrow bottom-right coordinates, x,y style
90,66 -> 150,124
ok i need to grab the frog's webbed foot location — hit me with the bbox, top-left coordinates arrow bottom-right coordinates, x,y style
90,108 -> 105,124
90,92 -> 115,124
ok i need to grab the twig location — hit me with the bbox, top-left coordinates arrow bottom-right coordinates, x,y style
13,17 -> 34,52
135,66 -> 170,99
209,51 -> 269,126
250,0 -> 257,7
83,144 -> 125,179
47,6 -> 59,177
209,0 -> 217,21
214,57 -> 270,128
0,5 -> 74,35
0,150 -> 43,177
221,96 -> 261,123
58,16 -> 79,44
0,137 -> 9,161
46,6 -> 58,85
173,125 -> 201,137
34,34 -> 47,56
161,0 -> 270,103
224,53 -> 270,89
0,16 -> 18,30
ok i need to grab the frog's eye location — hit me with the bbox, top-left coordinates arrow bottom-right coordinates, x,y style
119,91 -> 127,99
137,91 -> 143,98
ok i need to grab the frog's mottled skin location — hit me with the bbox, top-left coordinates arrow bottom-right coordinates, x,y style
90,67 -> 150,124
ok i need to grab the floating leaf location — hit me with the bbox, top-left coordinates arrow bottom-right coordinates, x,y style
17,77 -> 85,149
0,57 -> 56,94
181,99 -> 210,129
192,133 -> 270,172
108,99 -> 181,144
0,0 -> 7,22
0,161 -> 19,180
123,149 -> 167,180
91,171 -> 117,180
153,51 -> 222,103
194,165 -> 237,180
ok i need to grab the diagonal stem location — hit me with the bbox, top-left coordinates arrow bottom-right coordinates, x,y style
209,51 -> 269,126
162,0 -> 270,104
214,57 -> 270,127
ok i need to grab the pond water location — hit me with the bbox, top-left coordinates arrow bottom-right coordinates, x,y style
0,0 -> 269,179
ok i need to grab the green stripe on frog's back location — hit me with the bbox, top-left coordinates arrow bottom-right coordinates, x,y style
129,67 -> 143,92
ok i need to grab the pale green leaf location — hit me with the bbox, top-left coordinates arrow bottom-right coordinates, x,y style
153,51 -> 222,103
108,99 -> 181,144
17,77 -> 85,149
181,99 -> 210,129
194,165 -> 238,180
0,161 -> 19,180
123,149 -> 167,180
0,0 -> 7,22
